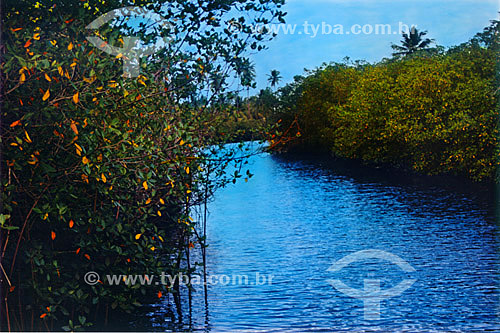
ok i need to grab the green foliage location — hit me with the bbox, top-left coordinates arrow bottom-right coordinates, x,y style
272,21 -> 499,182
1,0 -> 284,330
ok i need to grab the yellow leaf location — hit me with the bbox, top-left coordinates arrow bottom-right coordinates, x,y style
151,246 -> 156,251
70,62 -> 77,68
116,53 -> 123,59
101,173 -> 107,183
20,73 -> 26,83
67,42 -> 73,50
50,40 -> 57,46
33,33 -> 40,40
24,130 -> 32,143
83,76 -> 96,83
44,73 -> 51,81
42,89 -> 50,101
159,198 -> 165,205
185,166 -> 190,174
57,66 -> 63,76
143,181 -> 148,190
72,92 -> 79,104
157,211 -> 161,217
158,236 -> 164,242
82,156 -> 89,164
179,139 -> 185,146
135,233 -> 141,240
75,143 -> 82,156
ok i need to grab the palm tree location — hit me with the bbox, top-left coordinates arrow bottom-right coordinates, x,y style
391,27 -> 434,57
238,59 -> 256,88
267,69 -> 282,89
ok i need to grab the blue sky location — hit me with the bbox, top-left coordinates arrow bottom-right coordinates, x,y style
249,0 -> 499,92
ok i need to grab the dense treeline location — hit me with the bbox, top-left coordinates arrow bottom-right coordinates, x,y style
267,20 -> 499,182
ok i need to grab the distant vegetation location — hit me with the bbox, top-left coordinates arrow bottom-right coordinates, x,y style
245,20 -> 498,182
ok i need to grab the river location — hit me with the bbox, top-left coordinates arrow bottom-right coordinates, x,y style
139,147 -> 499,331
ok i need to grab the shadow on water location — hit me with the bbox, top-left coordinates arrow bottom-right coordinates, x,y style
272,152 -> 497,219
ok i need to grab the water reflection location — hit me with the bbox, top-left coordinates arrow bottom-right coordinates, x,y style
138,151 -> 499,331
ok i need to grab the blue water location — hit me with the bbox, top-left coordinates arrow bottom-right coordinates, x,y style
145,149 -> 499,331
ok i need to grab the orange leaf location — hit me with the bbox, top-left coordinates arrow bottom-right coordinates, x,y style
84,254 -> 90,260
70,122 -> 78,135
68,42 -> 73,50
20,73 -> 26,83
51,231 -> 56,240
157,291 -> 162,298
188,242 -> 195,249
40,313 -> 47,319
24,39 -> 31,48
11,27 -> 22,32
101,173 -> 107,183
82,156 -> 89,164
142,181 -> 148,190
10,120 -> 21,127
44,73 -> 51,82
76,247 -> 81,254
72,92 -> 79,103
69,220 -> 74,228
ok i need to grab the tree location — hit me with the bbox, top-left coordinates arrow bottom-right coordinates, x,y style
0,0 -> 285,330
267,69 -> 282,89
391,27 -> 434,57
